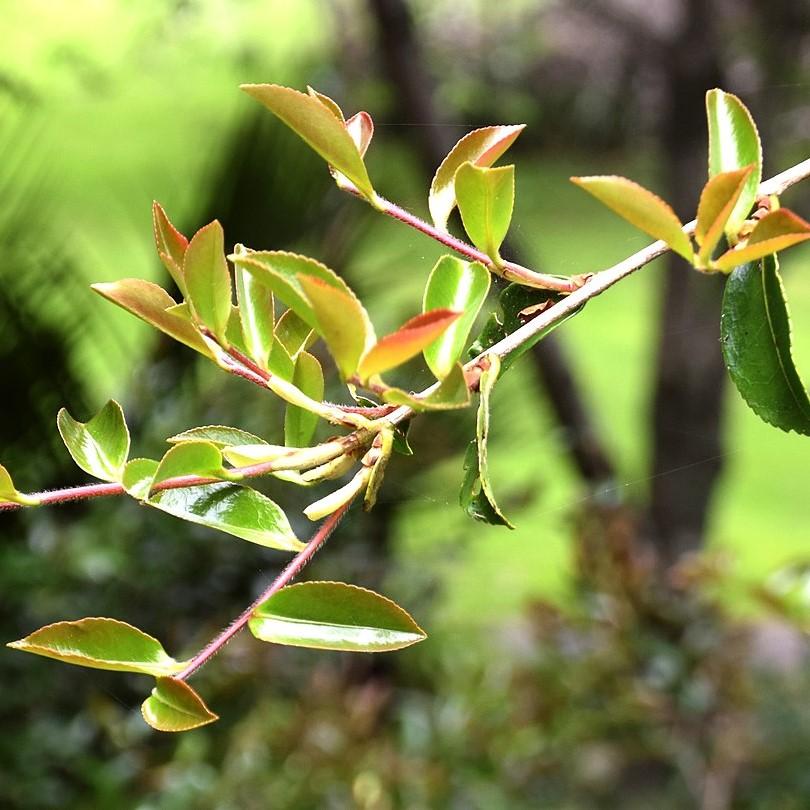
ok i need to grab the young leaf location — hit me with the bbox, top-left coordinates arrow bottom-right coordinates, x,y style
275,309 -> 316,358
234,248 -> 274,368
141,677 -> 218,732
266,337 -> 295,382
357,309 -> 462,380
248,582 -> 426,652
714,209 -> 810,271
123,458 -> 159,500
184,221 -> 232,343
91,279 -> 213,358
695,166 -> 755,264
57,400 -> 130,483
297,274 -> 375,380
167,425 -> 267,448
148,483 -> 304,551
721,256 -> 810,434
382,362 -> 471,411
151,441 -> 233,490
7,618 -> 185,676
152,201 -> 188,295
345,111 -> 373,158
241,84 -> 376,202
459,355 -> 513,527
303,467 -> 371,521
285,352 -> 324,448
454,162 -> 515,261
706,88 -> 762,239
571,175 -> 693,261
429,124 -> 525,231
363,429 -> 394,512
423,256 -> 491,379
0,464 -> 39,506
306,85 -> 344,120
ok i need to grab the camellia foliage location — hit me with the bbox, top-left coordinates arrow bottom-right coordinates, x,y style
3,85 -> 810,731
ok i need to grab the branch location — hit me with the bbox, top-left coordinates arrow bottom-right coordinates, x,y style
175,503 -> 350,681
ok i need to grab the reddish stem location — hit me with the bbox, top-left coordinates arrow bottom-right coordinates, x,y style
175,503 -> 350,681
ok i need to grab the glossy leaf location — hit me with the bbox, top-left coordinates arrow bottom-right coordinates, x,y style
141,677 -> 218,732
266,337 -> 295,382
57,400 -> 130,483
91,279 -> 213,358
695,166 -> 754,264
0,463 -> 39,506
241,84 -> 375,201
297,274 -> 374,380
358,309 -> 462,380
151,441 -> 233,489
7,618 -> 184,676
422,256 -> 491,379
167,425 -> 267,448
721,256 -> 810,434
152,201 -> 188,295
275,309 -> 316,358
454,162 -> 515,260
249,582 -> 426,652
460,355 -> 513,527
571,175 -> 693,261
382,362 -> 470,411
184,221 -> 232,343
285,352 -> 324,447
234,246 -> 274,368
148,483 -> 304,551
706,88 -> 762,238
714,210 -> 810,271
429,124 -> 525,231
345,111 -> 373,158
122,458 -> 159,500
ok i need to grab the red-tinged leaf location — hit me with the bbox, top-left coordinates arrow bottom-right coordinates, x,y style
285,352 -> 324,447
91,279 -> 213,358
141,677 -> 218,732
152,202 -> 188,295
184,220 -> 232,343
297,274 -> 375,380
429,124 -> 525,231
241,84 -> 375,202
358,309 -> 462,380
695,166 -> 755,264
571,175 -> 694,262
346,111 -> 373,158
0,463 -> 39,506
306,85 -> 344,120
714,209 -> 810,271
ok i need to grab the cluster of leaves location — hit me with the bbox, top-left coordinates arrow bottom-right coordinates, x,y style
2,83 -> 809,732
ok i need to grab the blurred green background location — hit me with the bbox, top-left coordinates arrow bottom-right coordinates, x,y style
2,1 -> 810,808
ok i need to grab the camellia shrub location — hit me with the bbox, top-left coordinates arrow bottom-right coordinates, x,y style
2,85 -> 809,731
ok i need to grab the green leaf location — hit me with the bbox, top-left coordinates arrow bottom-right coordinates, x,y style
429,124 -> 525,231
714,210 -> 810,271
91,279 -> 213,358
306,85 -> 344,120
0,463 -> 39,506
721,256 -> 810,434
454,162 -> 515,261
151,442 -> 233,489
152,201 -> 188,296
167,425 -> 267,448
285,352 -> 324,447
184,221 -> 232,343
7,618 -> 184,676
275,309 -> 316,358
706,88 -> 762,238
571,175 -> 693,261
459,355 -> 513,527
241,83 -> 376,202
122,458 -> 159,500
234,247 -> 274,368
266,337 -> 295,382
382,362 -> 471,411
423,256 -> 490,379
57,400 -> 130,483
357,309 -> 462,380
147,483 -> 304,551
345,111 -> 373,158
695,166 -> 755,264
297,274 -> 374,380
141,677 -> 218,732
248,582 -> 426,652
